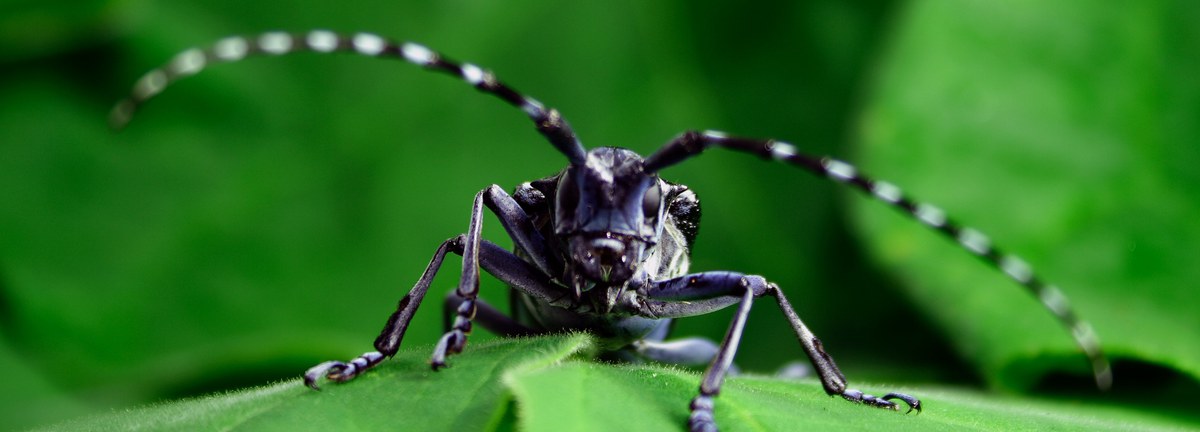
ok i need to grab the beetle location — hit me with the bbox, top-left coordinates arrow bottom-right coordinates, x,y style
111,30 -> 1111,431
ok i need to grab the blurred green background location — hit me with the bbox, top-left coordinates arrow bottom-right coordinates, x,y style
2,0 -> 1197,430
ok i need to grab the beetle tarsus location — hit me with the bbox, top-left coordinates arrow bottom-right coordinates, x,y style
840,388 -> 921,413
302,360 -> 344,390
430,329 -> 468,370
304,351 -> 386,390
883,392 -> 923,413
688,395 -> 717,432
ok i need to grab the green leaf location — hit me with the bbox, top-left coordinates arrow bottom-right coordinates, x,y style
0,341 -> 89,431
39,334 -> 1198,431
855,0 -> 1200,389
5,0 -> 1195,429
37,334 -> 594,432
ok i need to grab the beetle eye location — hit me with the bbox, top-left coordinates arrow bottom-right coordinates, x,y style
642,181 -> 662,220
555,168 -> 581,225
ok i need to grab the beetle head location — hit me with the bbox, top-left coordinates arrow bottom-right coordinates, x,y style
554,147 -> 665,286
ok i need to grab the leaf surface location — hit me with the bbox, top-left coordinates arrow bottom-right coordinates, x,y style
40,335 -> 1197,432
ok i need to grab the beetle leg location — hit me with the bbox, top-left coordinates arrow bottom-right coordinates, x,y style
306,240 -> 567,388
430,185 -> 564,369
631,337 -> 725,369
303,235 -> 461,389
488,183 -> 560,276
427,189 -> 487,370
628,273 -> 920,430
307,185 -> 564,388
770,287 -> 922,413
688,280 -> 754,432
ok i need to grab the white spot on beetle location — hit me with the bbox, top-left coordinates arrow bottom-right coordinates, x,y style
462,63 -> 485,85
522,98 -> 545,117
871,181 -> 902,203
1039,284 -> 1071,317
1000,255 -> 1033,283
306,30 -> 339,52
168,48 -> 206,77
401,42 -> 434,65
957,227 -> 991,255
914,203 -> 946,227
823,159 -> 856,182
352,33 -> 385,56
258,32 -> 293,55
133,70 -> 168,100
770,142 -> 798,160
1073,322 -> 1099,350
213,36 -> 249,61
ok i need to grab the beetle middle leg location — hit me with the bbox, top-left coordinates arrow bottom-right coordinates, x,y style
631,337 -> 723,367
443,293 -> 538,337
628,272 -> 921,431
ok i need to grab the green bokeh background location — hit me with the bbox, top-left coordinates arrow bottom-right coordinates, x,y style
2,0 -> 1197,430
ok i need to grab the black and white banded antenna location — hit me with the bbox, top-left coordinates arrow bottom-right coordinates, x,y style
645,130 -> 1113,390
109,30 -> 588,165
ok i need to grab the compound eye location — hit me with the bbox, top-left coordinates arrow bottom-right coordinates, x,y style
642,181 -> 662,220
555,168 -> 582,225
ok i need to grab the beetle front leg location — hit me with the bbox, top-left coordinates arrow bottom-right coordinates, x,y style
431,184 -> 565,369
304,235 -> 462,389
769,286 -> 922,413
427,189 -> 487,369
687,281 -> 754,432
630,273 -> 920,431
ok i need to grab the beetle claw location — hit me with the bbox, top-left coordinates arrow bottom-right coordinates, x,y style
841,388 -> 921,413
303,360 -> 346,390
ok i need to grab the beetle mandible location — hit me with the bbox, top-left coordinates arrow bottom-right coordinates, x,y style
111,30 -> 1112,432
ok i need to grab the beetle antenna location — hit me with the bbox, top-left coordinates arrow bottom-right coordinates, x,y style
109,30 -> 588,165
645,130 -> 1113,390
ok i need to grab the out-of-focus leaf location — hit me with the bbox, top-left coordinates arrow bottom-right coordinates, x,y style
0,0 -> 119,62
855,0 -> 1200,389
0,340 -> 88,431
